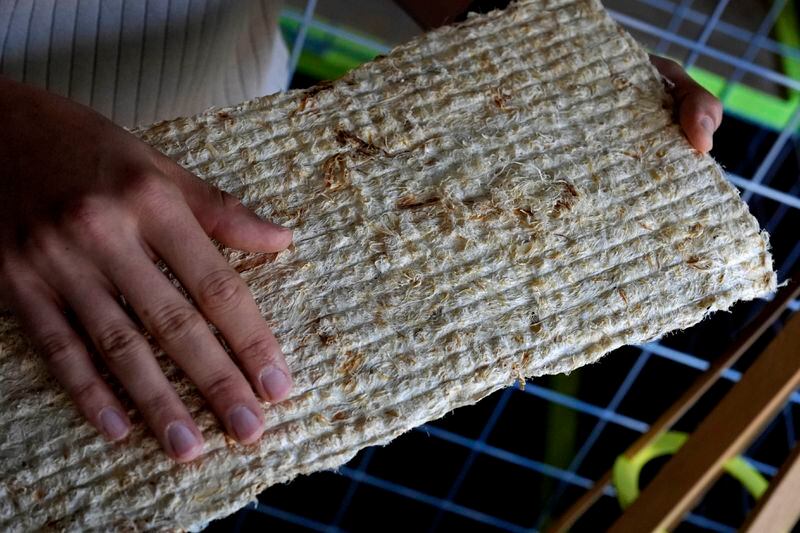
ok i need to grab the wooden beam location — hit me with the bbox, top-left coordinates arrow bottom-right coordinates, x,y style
741,445 -> 800,532
547,278 -> 800,532
609,312 -> 800,532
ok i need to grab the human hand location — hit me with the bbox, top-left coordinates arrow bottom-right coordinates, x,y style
0,77 -> 293,462
649,54 -> 723,154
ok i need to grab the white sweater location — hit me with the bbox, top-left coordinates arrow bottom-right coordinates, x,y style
0,0 -> 289,127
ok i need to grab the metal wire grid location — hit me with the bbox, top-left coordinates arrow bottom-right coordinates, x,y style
209,1 -> 800,531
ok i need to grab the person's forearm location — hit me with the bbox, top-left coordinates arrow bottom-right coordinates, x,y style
394,0 -> 472,30
395,0 -> 512,30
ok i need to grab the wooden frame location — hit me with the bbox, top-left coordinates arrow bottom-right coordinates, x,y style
610,311 -> 800,531
549,277 -> 800,532
742,445 -> 800,532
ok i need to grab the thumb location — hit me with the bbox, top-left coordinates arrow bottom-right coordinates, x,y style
165,163 -> 293,253
649,54 -> 722,154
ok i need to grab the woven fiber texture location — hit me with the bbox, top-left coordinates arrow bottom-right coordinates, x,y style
0,0 -> 777,530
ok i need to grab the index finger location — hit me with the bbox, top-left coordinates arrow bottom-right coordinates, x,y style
142,203 -> 293,404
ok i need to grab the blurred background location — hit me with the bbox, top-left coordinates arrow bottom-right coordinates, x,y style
204,1 -> 800,531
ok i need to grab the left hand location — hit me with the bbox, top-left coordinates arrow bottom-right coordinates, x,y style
649,54 -> 723,154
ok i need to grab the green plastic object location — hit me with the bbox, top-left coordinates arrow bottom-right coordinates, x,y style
279,12 -> 383,83
612,431 -> 769,512
696,0 -> 800,131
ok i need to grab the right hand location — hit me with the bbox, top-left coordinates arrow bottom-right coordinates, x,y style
0,76 -> 294,462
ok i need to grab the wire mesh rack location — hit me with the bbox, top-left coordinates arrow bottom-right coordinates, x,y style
204,1 -> 800,531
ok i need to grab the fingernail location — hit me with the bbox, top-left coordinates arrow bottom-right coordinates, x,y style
99,407 -> 129,441
260,368 -> 292,402
268,220 -> 292,234
166,421 -> 202,459
229,405 -> 262,442
700,115 -> 715,135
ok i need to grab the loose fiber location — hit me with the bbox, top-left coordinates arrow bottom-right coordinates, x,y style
0,0 -> 776,530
